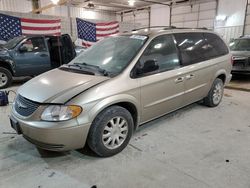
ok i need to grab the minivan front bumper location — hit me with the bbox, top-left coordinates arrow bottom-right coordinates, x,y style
10,114 -> 91,151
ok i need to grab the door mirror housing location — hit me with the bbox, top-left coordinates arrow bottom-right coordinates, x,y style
19,46 -> 28,53
137,59 -> 159,76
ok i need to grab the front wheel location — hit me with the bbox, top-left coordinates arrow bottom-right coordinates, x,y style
203,78 -> 224,107
87,106 -> 134,157
0,67 -> 12,89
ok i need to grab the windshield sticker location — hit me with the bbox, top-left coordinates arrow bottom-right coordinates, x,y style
130,35 -> 147,40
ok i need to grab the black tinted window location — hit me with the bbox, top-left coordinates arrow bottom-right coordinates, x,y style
174,33 -> 208,66
204,33 -> 229,57
174,32 -> 229,66
138,34 -> 180,75
229,39 -> 250,51
21,37 -> 46,52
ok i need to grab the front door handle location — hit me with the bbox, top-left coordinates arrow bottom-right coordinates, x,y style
175,77 -> 184,83
186,74 -> 194,80
40,54 -> 48,57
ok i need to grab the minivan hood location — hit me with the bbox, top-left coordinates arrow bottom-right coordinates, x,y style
18,69 -> 109,103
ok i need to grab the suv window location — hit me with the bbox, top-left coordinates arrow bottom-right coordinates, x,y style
137,34 -> 180,76
21,37 -> 47,52
204,33 -> 229,57
174,32 -> 208,66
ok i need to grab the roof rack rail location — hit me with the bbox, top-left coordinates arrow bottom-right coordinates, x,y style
173,27 -> 209,30
132,26 -> 176,31
131,26 -> 210,32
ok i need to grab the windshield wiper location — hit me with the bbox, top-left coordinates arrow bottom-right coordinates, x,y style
61,65 -> 95,75
73,62 -> 109,76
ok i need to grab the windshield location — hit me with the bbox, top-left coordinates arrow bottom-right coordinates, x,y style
229,39 -> 250,51
69,35 -> 148,75
3,36 -> 25,49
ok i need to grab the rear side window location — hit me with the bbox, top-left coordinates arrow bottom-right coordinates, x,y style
174,32 -> 229,66
204,33 -> 229,57
174,33 -> 208,66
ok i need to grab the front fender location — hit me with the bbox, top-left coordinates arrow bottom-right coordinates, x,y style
0,54 -> 15,74
88,94 -> 140,125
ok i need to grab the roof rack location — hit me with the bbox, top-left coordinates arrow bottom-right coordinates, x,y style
132,26 -> 209,31
176,27 -> 209,30
132,26 -> 176,31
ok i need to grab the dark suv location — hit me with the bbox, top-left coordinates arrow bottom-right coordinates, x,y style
0,34 -> 76,89
230,36 -> 250,74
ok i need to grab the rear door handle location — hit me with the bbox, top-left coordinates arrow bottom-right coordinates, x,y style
175,77 -> 184,83
186,74 -> 194,80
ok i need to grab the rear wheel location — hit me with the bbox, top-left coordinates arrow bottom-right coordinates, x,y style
203,78 -> 224,107
87,106 -> 134,157
0,67 -> 12,89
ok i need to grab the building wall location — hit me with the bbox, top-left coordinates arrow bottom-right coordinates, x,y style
150,4 -> 170,27
215,0 -> 247,42
0,0 -> 32,13
1,0 -> 250,42
171,0 -> 217,29
120,8 -> 150,28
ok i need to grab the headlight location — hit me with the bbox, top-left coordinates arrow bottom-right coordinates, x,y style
41,105 -> 82,121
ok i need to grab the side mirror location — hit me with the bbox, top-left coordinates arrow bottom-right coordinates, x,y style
137,59 -> 159,75
19,46 -> 28,53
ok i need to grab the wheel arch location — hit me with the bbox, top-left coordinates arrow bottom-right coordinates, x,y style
89,94 -> 140,131
214,69 -> 227,85
0,61 -> 14,75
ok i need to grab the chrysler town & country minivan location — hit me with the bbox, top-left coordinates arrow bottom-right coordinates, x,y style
10,27 -> 232,157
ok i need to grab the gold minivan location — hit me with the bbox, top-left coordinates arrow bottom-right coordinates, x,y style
10,27 -> 232,157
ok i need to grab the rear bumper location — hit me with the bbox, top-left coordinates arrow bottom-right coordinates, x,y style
232,66 -> 250,73
10,114 -> 91,151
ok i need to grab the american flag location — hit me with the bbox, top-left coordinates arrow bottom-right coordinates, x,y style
0,13 -> 61,44
76,18 -> 119,47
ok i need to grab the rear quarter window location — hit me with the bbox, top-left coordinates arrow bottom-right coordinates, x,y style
203,33 -> 229,58
174,32 -> 229,66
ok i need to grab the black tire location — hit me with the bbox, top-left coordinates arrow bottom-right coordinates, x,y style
203,78 -> 224,107
87,106 -> 134,157
0,67 -> 12,89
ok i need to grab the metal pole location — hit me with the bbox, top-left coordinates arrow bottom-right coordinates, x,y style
243,0 -> 248,36
67,0 -> 73,37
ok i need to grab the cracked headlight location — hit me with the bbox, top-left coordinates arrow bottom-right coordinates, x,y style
41,105 -> 82,121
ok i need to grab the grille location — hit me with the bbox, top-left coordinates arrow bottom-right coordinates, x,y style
233,59 -> 246,67
14,95 -> 40,117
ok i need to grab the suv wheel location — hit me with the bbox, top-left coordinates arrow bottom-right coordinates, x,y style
87,106 -> 134,157
203,78 -> 224,107
0,67 -> 12,89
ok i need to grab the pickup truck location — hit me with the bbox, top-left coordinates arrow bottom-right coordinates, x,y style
0,34 -> 76,89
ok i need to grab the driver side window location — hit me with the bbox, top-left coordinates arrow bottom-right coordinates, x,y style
138,34 -> 180,76
21,37 -> 46,52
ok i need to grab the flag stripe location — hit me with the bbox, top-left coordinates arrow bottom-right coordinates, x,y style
21,18 -> 61,24
96,30 -> 119,38
21,26 -> 61,31
97,29 -> 119,35
96,25 -> 119,31
21,22 -> 61,27
21,18 -> 61,36
96,21 -> 118,26
22,29 -> 61,35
